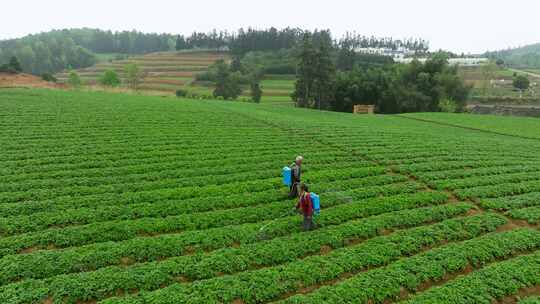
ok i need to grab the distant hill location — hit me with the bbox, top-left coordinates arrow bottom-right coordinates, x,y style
486,43 -> 540,68
55,50 -> 295,103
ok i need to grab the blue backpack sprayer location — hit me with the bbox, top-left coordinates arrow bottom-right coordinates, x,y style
283,166 -> 320,213
256,166 -> 321,240
256,166 -> 352,240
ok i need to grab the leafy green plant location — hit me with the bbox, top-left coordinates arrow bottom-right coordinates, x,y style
99,69 -> 121,87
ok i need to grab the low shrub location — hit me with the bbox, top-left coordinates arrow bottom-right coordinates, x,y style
176,89 -> 188,97
41,73 -> 57,82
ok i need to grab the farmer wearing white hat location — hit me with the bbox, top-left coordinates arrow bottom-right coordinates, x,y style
288,155 -> 303,198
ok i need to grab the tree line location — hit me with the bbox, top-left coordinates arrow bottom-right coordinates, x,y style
292,32 -> 470,113
174,28 -> 430,56
0,29 -> 176,75
1,27 -> 428,76
0,31 -> 96,75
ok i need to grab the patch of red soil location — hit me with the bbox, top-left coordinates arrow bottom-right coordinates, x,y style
380,228 -> 393,236
21,246 -> 38,254
76,300 -> 97,304
0,73 -> 66,89
176,276 -> 191,283
497,218 -> 537,232
43,297 -> 53,304
497,222 -> 522,232
319,245 -> 332,255
184,246 -> 196,255
466,208 -> 482,216
120,257 -> 134,266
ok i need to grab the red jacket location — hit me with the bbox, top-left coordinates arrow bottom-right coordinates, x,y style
297,192 -> 313,216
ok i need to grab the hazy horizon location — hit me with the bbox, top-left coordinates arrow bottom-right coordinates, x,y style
2,0 -> 540,54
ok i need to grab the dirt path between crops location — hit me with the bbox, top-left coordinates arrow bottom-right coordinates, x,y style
495,285 -> 540,304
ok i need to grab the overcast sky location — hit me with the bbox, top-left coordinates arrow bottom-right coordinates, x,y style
2,0 -> 539,54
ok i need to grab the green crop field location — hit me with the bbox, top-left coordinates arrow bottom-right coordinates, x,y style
400,112 -> 540,139
0,88 -> 539,304
55,51 -> 295,104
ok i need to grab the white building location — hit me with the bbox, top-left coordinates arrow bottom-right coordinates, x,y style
354,47 -> 414,59
394,57 -> 489,66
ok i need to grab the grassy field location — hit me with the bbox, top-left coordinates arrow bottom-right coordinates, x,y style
401,112 -> 540,139
94,53 -> 130,63
55,51 -> 295,103
0,88 -> 539,303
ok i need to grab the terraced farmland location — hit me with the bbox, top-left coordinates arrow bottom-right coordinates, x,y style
0,88 -> 539,304
55,51 -> 295,103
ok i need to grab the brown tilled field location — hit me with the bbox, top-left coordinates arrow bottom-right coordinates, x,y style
0,73 -> 65,89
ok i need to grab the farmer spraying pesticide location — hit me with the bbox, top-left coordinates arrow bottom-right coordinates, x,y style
283,156 -> 303,198
282,158 -> 320,231
296,183 -> 318,231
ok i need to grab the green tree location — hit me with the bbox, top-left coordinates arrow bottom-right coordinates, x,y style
175,35 -> 187,50
0,56 -> 22,73
249,69 -> 263,103
292,32 -> 317,107
17,47 -> 35,72
213,60 -> 242,99
250,80 -> 262,103
8,56 -> 23,72
99,70 -> 121,87
435,70 -> 470,112
513,74 -> 530,98
328,52 -> 470,114
336,39 -> 356,71
41,73 -> 57,82
312,30 -> 336,109
67,70 -> 82,88
439,98 -> 458,113
124,63 -> 144,90
292,31 -> 336,109
230,56 -> 242,72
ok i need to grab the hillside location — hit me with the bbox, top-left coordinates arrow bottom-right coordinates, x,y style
501,43 -> 540,57
0,28 -> 178,75
0,88 -> 539,303
55,50 -> 295,103
487,42 -> 540,68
